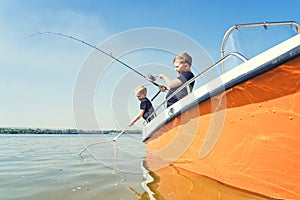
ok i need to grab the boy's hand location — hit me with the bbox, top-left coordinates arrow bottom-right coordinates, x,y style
159,85 -> 168,92
159,74 -> 167,80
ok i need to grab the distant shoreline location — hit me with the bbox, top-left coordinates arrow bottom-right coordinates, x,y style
0,128 -> 141,134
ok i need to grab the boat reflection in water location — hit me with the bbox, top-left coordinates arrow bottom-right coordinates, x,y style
137,163 -> 274,200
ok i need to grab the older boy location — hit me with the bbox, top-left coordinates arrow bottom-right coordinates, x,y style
159,52 -> 195,107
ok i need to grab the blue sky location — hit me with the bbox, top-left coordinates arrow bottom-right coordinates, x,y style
0,0 -> 299,130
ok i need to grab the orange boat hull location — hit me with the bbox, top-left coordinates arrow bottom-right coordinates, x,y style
144,57 -> 300,199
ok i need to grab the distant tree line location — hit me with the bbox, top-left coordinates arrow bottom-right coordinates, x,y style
0,128 -> 141,134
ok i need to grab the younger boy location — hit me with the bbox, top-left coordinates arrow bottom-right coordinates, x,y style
130,85 -> 155,126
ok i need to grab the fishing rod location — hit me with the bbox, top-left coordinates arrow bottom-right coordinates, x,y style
27,32 -> 161,87
113,124 -> 130,142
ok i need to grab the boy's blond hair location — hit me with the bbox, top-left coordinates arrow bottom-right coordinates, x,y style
173,52 -> 192,66
135,85 -> 147,95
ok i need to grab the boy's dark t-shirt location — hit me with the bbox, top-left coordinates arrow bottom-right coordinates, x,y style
140,98 -> 155,122
166,71 -> 194,107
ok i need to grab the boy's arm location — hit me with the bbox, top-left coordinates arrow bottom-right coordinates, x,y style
130,109 -> 145,126
159,74 -> 182,88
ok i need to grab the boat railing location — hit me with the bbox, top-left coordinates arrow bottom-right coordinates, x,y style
146,21 -> 300,124
146,52 -> 247,122
221,21 -> 300,72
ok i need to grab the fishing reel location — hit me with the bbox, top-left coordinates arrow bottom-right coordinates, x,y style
146,74 -> 157,82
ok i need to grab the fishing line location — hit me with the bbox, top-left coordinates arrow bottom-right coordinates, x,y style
78,125 -> 130,161
79,135 -> 126,187
26,32 -> 161,87
78,140 -> 113,161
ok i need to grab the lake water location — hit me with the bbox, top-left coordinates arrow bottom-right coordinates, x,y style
0,134 -> 272,200
0,134 -> 146,200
